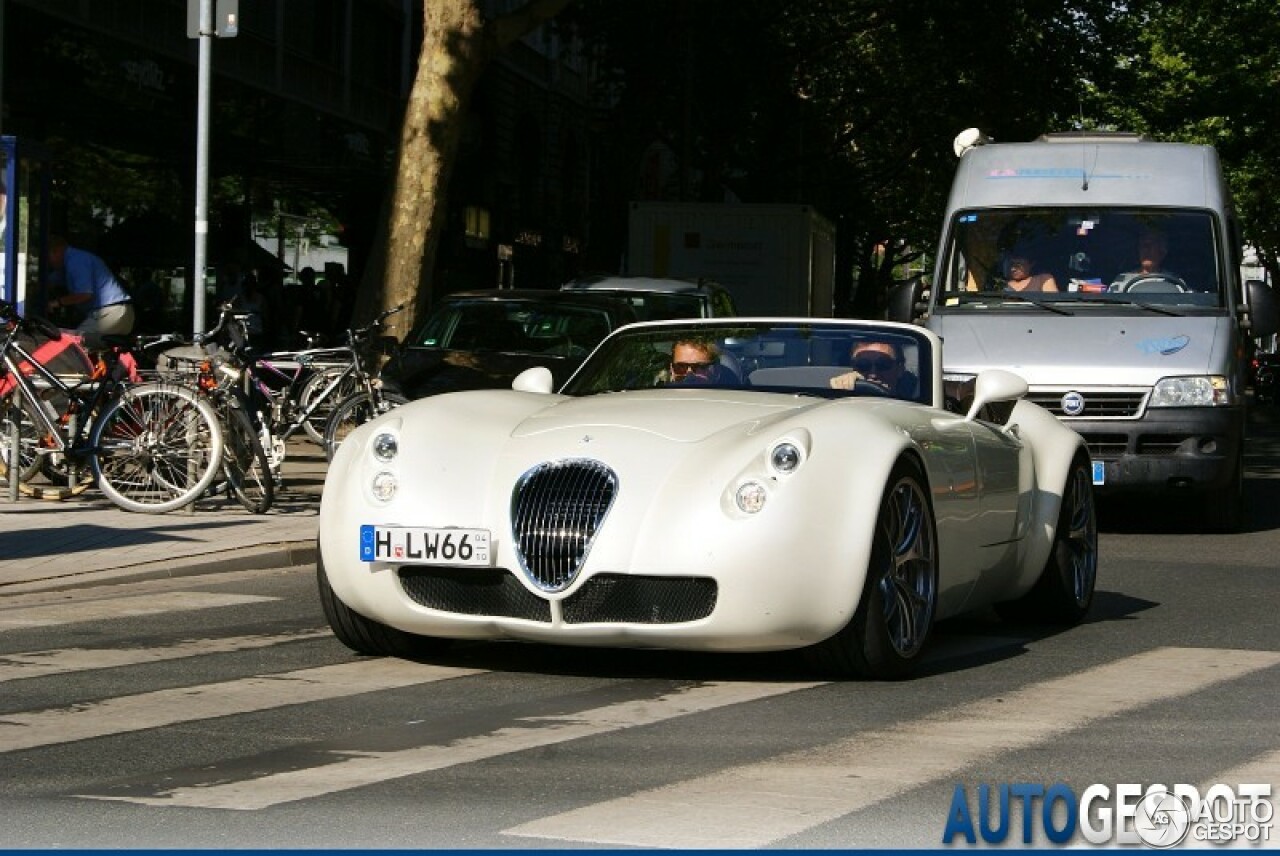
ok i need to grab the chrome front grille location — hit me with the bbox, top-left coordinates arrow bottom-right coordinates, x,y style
1026,390 -> 1149,419
511,459 -> 617,592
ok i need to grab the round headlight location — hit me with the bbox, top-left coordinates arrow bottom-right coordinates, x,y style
735,481 -> 768,514
372,432 -> 399,462
371,471 -> 398,502
770,442 -> 802,474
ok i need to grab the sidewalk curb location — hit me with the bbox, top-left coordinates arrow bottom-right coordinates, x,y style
0,539 -> 318,595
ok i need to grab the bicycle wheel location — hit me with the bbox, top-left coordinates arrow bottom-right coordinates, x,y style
0,393 -> 94,499
323,390 -> 408,461
0,392 -> 45,484
219,391 -> 274,514
91,383 -> 224,514
298,366 -> 361,445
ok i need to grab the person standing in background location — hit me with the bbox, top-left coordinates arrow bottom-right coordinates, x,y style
45,235 -> 135,349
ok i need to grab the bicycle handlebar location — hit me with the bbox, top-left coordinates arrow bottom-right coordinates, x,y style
344,302 -> 406,345
0,300 -> 65,343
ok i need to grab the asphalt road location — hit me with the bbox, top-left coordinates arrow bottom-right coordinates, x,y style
1,411 -> 1277,849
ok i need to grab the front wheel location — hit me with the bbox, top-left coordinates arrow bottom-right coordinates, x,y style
298,366 -> 360,445
91,383 -> 223,514
219,391 -> 274,514
322,390 -> 408,461
1,393 -> 51,485
807,457 -> 938,679
317,550 -> 449,658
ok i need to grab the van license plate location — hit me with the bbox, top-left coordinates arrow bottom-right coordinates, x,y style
360,525 -> 491,566
1091,460 -> 1105,486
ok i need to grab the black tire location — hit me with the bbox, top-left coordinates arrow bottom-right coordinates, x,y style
298,366 -> 361,445
1204,453 -> 1244,533
808,456 -> 938,679
1,392 -> 48,484
317,550 -> 448,658
997,453 -> 1098,625
220,391 -> 274,514
0,396 -> 94,500
322,390 -> 408,461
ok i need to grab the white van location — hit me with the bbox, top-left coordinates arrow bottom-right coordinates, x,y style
893,131 -> 1280,530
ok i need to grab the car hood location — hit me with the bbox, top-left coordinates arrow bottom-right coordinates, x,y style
387,347 -> 578,398
930,312 -> 1227,385
511,389 -> 814,444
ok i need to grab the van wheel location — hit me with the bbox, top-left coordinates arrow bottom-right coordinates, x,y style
1204,456 -> 1244,533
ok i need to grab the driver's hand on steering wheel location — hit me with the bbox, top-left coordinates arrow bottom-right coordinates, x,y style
830,370 -> 872,390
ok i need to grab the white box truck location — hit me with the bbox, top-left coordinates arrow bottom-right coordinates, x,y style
626,202 -> 836,317
892,131 -> 1280,531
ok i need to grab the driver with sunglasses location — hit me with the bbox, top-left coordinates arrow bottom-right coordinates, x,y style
829,339 -> 914,396
667,337 -> 726,385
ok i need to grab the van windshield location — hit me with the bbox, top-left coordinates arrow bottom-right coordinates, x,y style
935,208 -> 1225,309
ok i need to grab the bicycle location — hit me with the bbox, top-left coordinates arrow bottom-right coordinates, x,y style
190,302 -> 405,486
0,302 -> 224,513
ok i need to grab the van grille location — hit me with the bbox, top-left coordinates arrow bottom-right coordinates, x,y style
1027,390 -> 1148,419
511,460 -> 617,592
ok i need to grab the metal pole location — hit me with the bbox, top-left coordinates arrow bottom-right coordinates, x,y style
193,0 -> 213,335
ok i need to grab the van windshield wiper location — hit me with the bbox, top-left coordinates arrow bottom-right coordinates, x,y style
1067,295 -> 1186,316
944,292 -> 1074,315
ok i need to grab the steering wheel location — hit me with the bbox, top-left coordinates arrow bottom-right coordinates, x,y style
1112,273 -> 1189,293
853,379 -> 890,397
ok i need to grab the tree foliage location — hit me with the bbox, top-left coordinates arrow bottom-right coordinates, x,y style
1098,0 -> 1280,280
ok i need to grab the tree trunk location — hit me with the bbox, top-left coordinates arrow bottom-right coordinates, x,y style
358,0 -> 575,341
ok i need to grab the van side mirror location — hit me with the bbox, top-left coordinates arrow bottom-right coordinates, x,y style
888,276 -> 928,323
1245,279 -> 1280,339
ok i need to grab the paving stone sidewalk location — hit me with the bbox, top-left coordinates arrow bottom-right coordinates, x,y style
0,440 -> 325,594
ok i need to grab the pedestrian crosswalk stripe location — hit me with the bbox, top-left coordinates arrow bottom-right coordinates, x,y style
504,647 -> 1280,848
80,680 -> 826,810
0,592 -> 276,630
1203,747 -> 1280,848
0,659 -> 481,754
0,630 -> 329,683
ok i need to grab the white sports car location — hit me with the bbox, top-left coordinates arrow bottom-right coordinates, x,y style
318,319 -> 1097,678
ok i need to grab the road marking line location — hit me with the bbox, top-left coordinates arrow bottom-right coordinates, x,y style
0,630 -> 329,682
505,647 -> 1280,848
0,659 -> 480,754
80,680 -> 825,810
0,592 -> 275,630
1202,749 -> 1280,848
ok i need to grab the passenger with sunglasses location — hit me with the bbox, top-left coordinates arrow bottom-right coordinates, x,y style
829,340 -> 916,397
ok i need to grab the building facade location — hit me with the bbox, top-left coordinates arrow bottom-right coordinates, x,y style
0,0 -> 600,307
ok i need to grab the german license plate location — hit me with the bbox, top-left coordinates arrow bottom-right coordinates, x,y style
359,525 -> 492,566
1092,460 -> 1106,486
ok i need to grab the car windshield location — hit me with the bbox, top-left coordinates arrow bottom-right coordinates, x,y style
407,299 -> 615,355
935,207 -> 1226,310
562,321 -> 933,405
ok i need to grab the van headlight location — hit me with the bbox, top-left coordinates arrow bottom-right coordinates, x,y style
1149,376 -> 1231,407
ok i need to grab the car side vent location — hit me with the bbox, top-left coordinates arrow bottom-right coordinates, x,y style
511,459 -> 618,592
